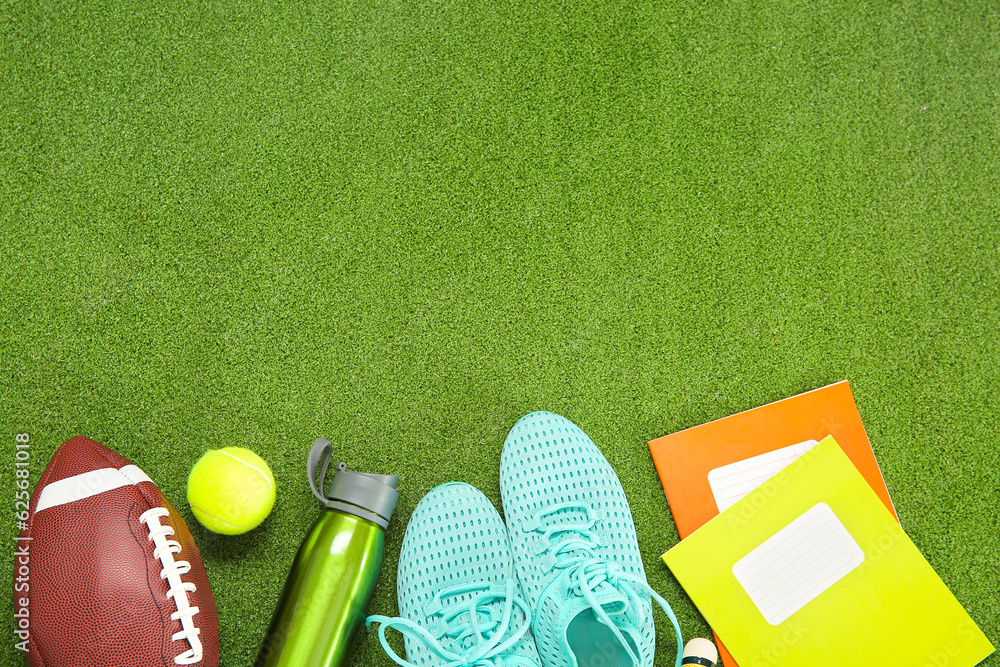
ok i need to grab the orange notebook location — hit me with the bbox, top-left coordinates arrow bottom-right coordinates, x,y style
648,381 -> 897,667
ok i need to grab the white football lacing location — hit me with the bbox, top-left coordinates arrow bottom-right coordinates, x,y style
139,506 -> 203,665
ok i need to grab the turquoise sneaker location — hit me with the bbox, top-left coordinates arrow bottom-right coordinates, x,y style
499,412 -> 684,667
367,482 -> 542,667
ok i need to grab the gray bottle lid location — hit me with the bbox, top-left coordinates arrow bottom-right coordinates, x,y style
307,437 -> 399,529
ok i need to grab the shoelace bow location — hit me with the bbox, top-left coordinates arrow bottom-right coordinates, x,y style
367,578 -> 540,667
529,502 -> 684,667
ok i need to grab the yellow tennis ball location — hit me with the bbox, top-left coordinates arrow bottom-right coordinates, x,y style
187,447 -> 276,535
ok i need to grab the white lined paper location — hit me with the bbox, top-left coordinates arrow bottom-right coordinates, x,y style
732,503 -> 864,625
707,440 -> 818,512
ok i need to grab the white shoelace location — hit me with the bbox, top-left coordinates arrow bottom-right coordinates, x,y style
367,578 -> 540,667
528,502 -> 684,667
139,507 -> 203,665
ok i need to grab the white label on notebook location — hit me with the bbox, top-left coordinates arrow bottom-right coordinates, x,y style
732,502 -> 865,626
707,440 -> 818,513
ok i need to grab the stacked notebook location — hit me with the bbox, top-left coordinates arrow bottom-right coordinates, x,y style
649,381 -> 994,667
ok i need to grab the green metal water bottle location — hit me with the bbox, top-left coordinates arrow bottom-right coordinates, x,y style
256,437 -> 399,667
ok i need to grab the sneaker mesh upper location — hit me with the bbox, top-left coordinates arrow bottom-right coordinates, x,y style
395,482 -> 540,666
499,412 -> 656,667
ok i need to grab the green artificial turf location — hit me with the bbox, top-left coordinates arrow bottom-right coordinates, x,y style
2,0 -> 998,665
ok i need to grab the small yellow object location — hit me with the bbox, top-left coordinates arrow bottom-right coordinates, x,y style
187,447 -> 276,535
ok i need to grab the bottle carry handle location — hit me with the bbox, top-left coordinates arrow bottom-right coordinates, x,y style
307,437 -> 344,506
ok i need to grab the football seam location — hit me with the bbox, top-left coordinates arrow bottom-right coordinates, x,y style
26,624 -> 47,667
86,438 -> 162,513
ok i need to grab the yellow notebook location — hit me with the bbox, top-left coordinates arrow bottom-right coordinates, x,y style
663,436 -> 994,667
